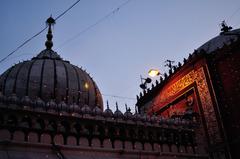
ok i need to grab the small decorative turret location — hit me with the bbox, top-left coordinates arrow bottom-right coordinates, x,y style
124,104 -> 133,119
21,96 -> 32,109
104,100 -> 113,117
58,101 -> 68,112
46,99 -> 57,112
70,103 -> 80,114
133,105 -> 141,121
35,97 -> 45,111
92,105 -> 103,116
114,102 -> 123,118
81,104 -> 91,114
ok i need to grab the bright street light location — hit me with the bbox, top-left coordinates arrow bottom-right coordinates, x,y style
148,69 -> 160,77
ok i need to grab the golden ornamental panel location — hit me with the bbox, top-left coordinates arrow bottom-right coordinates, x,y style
154,66 -> 222,144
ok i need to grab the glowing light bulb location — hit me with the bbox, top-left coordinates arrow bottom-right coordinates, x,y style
148,69 -> 160,77
84,82 -> 89,89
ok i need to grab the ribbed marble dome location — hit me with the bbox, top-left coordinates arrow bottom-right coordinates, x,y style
197,28 -> 240,53
0,17 -> 103,110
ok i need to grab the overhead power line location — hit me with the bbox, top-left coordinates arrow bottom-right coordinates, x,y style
224,5 -> 240,27
0,27 -> 47,64
102,93 -> 136,100
56,0 -> 132,49
226,6 -> 240,22
0,0 -> 81,64
55,0 -> 81,21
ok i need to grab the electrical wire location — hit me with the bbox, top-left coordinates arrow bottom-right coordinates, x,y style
0,27 -> 47,64
224,5 -> 240,28
102,93 -> 136,100
226,6 -> 240,22
0,53 -> 36,64
55,0 -> 81,21
56,0 -> 132,49
0,0 -> 81,64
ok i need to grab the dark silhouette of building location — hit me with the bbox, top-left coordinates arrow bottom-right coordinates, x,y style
0,18 -> 239,159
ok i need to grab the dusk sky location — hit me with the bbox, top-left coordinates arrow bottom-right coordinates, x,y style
1,0 -> 240,112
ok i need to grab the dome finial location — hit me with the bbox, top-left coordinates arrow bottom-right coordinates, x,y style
220,20 -> 232,34
125,103 -> 128,112
116,102 -> 119,110
106,100 -> 110,109
45,16 -> 55,50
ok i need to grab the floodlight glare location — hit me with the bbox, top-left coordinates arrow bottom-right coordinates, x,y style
148,69 -> 160,77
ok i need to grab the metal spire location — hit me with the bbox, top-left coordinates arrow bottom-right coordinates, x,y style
116,102 -> 119,110
106,100 -> 110,109
45,16 -> 55,50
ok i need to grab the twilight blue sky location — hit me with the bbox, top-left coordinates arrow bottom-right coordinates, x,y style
1,0 -> 240,112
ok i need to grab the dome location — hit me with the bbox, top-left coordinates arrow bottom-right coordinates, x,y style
0,17 -> 103,111
104,101 -> 113,117
0,49 -> 103,110
197,28 -> 240,53
113,102 -> 123,118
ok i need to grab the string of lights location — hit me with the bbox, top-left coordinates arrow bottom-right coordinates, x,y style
0,0 -> 81,64
56,0 -> 132,49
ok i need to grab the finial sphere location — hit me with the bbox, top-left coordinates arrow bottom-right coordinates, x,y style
46,16 -> 55,26
45,16 -> 55,50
